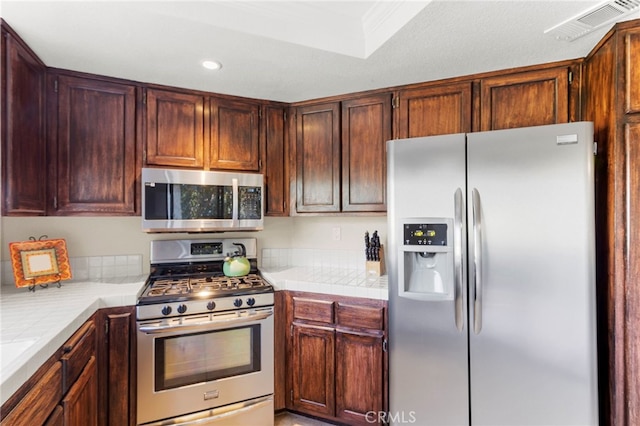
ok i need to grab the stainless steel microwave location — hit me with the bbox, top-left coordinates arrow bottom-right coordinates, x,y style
141,168 -> 263,233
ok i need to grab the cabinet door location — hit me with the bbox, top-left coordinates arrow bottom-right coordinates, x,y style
52,74 -> 137,215
291,324 -> 335,416
2,29 -> 47,215
480,67 -> 570,131
62,356 -> 98,426
341,94 -> 391,212
263,105 -> 289,216
96,307 -> 135,426
145,88 -> 205,168
295,103 -> 341,212
0,362 -> 62,426
209,98 -> 260,171
396,82 -> 472,138
335,331 -> 385,425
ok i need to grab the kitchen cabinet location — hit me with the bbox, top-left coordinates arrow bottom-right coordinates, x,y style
286,292 -> 388,425
209,97 -> 260,171
144,88 -> 263,172
294,94 -> 392,214
0,317 -> 97,426
395,82 -> 472,138
479,66 -> 572,131
262,105 -> 289,216
95,306 -> 136,426
47,71 -> 137,215
295,102 -> 341,213
1,20 -> 47,216
341,94 -> 391,212
584,21 -> 640,426
144,87 -> 205,168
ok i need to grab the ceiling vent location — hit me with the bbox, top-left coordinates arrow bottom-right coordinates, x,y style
544,0 -> 640,41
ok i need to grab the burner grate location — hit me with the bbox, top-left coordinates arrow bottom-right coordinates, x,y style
143,273 -> 268,298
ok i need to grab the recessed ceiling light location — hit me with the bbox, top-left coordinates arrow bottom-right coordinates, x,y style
202,60 -> 222,70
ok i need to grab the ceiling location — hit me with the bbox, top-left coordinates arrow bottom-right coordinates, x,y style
0,1 -> 638,103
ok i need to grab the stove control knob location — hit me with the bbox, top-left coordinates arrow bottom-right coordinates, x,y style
161,306 -> 172,316
234,298 -> 243,307
206,301 -> 216,311
177,304 -> 187,314
247,297 -> 256,307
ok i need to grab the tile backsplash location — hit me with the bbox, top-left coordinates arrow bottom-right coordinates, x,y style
1,254 -> 143,286
261,248 -> 365,270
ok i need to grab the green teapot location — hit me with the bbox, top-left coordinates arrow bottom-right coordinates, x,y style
223,243 -> 251,277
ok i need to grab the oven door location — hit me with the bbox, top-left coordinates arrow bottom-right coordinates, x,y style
137,308 -> 274,425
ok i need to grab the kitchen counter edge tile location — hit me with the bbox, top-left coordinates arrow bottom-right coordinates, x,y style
260,267 -> 388,300
0,277 -> 146,405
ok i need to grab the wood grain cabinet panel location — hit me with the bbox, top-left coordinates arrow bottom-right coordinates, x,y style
292,297 -> 334,324
0,362 -> 62,426
291,324 -> 335,417
145,88 -> 205,168
61,321 -> 95,395
96,307 -> 136,426
341,94 -> 391,212
480,67 -> 570,131
295,103 -> 341,212
62,356 -> 98,426
209,98 -> 260,171
1,24 -> 47,215
625,31 -> 640,114
50,73 -> 137,215
335,332 -> 385,425
396,82 -> 472,138
263,105 -> 289,216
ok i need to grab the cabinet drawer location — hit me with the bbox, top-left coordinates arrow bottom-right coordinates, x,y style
1,361 -> 62,426
292,297 -> 334,324
336,303 -> 385,331
61,321 -> 96,394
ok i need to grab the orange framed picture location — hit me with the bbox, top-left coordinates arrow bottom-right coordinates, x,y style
9,239 -> 72,288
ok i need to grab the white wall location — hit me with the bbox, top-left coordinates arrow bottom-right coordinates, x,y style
1,215 -> 388,273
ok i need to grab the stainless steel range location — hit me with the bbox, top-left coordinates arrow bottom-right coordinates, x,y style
136,238 -> 274,426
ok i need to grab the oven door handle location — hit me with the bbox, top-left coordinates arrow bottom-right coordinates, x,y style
138,309 -> 273,334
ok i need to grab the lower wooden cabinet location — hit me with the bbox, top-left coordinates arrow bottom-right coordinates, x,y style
1,307 -> 136,426
285,292 -> 388,425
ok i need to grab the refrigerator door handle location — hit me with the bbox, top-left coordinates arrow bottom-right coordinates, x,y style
472,188 -> 483,334
453,188 -> 465,331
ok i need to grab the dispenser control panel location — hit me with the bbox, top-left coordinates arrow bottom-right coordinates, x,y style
404,223 -> 448,246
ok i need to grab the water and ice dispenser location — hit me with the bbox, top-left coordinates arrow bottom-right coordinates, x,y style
398,220 -> 454,300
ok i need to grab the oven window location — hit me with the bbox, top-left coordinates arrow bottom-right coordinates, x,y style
155,325 -> 261,391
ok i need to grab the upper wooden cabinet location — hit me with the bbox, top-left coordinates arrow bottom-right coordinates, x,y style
1,22 -> 47,216
144,88 -> 205,168
263,105 -> 289,216
210,98 -> 260,171
341,94 -> 391,212
625,29 -> 640,114
294,94 -> 392,214
295,102 -> 341,213
48,73 -> 137,215
396,82 -> 472,138
144,88 -> 262,172
479,67 -> 571,131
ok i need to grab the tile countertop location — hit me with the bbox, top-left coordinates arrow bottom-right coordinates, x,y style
0,276 -> 147,406
261,267 -> 388,300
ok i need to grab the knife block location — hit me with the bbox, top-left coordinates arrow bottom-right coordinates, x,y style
365,245 -> 385,277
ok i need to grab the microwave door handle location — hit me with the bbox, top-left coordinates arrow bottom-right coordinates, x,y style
138,309 -> 274,334
232,178 -> 239,226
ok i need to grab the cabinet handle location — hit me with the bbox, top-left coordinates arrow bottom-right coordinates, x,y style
383,339 -> 388,353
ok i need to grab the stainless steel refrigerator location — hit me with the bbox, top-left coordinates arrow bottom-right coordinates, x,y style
386,122 -> 599,426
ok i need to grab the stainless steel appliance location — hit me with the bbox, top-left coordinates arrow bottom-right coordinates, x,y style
141,168 -> 263,233
136,238 -> 274,426
386,122 -> 599,425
